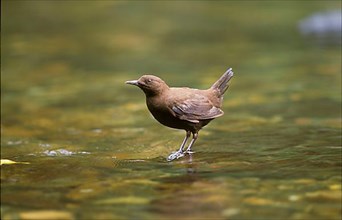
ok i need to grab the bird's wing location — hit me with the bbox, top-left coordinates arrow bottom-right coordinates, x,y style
170,93 -> 224,123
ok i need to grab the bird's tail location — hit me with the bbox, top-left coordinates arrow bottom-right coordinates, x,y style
211,68 -> 234,96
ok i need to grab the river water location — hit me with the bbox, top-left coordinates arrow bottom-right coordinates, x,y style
1,1 -> 341,220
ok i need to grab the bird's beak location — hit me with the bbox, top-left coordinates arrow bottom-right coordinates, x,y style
125,80 -> 139,86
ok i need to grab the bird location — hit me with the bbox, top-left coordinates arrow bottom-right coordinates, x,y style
125,68 -> 234,161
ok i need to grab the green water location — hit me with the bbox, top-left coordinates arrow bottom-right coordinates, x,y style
1,1 -> 341,220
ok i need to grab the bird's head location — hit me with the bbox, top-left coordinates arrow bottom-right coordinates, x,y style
126,75 -> 169,96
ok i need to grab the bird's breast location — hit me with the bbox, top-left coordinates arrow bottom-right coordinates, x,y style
145,96 -> 186,129
146,97 -> 171,121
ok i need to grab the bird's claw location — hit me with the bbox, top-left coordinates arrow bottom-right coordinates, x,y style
167,151 -> 184,161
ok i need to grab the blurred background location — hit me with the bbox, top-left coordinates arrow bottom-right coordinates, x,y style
1,1 -> 341,220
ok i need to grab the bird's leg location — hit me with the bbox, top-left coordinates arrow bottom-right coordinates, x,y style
178,130 -> 191,152
184,132 -> 198,154
167,131 -> 191,161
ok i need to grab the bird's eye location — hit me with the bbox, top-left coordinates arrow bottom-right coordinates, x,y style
146,79 -> 152,83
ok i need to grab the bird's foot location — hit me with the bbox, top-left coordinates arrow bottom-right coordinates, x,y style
167,150 -> 185,161
184,150 -> 195,154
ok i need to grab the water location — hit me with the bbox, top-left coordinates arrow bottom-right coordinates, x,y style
1,1 -> 341,220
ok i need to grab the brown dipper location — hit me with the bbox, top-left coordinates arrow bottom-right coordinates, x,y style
126,68 -> 234,161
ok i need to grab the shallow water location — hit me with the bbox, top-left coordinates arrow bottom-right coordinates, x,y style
1,1 -> 341,220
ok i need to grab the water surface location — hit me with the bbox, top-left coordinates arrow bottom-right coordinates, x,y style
1,1 -> 341,220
